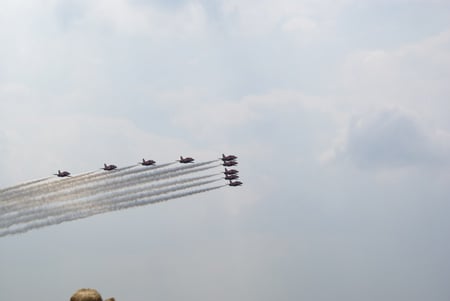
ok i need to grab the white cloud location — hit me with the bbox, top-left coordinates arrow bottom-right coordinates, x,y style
315,29 -> 450,169
281,16 -> 318,32
337,29 -> 450,126
156,88 -> 337,135
0,112 -> 196,185
80,0 -> 208,37
219,0 -> 348,36
327,108 -> 450,171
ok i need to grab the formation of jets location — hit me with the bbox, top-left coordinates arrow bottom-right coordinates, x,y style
220,154 -> 242,187
54,154 -> 243,187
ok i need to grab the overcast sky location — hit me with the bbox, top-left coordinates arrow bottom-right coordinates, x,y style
1,1 -> 450,300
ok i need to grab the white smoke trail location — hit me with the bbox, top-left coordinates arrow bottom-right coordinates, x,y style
0,163 -> 176,205
38,164 -> 220,208
0,159 -> 226,237
1,174 -> 218,228
0,169 -> 103,202
56,160 -> 216,193
0,177 -> 53,195
1,161 -> 216,205
110,184 -> 226,212
0,184 -> 224,238
1,163 -> 221,216
74,178 -> 222,216
1,161 -> 218,212
0,165 -> 138,205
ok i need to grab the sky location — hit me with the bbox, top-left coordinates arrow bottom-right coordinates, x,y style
1,0 -> 450,300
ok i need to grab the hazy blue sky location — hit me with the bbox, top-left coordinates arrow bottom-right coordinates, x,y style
1,1 -> 450,300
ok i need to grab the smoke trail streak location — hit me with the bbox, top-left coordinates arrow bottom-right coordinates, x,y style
37,164 -> 220,208
1,161 -> 218,211
0,163 -> 167,205
1,173 -> 213,226
1,174 -> 218,228
65,160 -> 216,191
0,184 -> 224,238
0,165 -> 136,205
1,161 -> 215,205
0,177 -> 53,195
111,184 -> 226,212
0,168 -> 101,201
1,163 -> 221,215
0,159 -> 226,238
99,179 -> 222,214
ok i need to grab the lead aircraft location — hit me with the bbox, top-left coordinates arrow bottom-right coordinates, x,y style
221,154 -> 238,161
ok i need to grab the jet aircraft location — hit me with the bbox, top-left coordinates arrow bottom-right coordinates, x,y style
224,174 -> 239,180
224,168 -> 238,175
103,163 -> 117,170
54,170 -> 71,177
228,180 -> 243,186
223,160 -> 238,167
140,158 -> 156,166
178,156 -> 194,163
221,154 -> 238,161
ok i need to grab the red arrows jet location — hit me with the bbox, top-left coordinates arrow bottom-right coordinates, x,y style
221,154 -> 237,161
140,158 -> 156,166
228,180 -> 243,186
223,160 -> 238,167
178,156 -> 194,163
224,168 -> 238,175
224,174 -> 239,180
103,163 -> 117,170
54,170 -> 71,177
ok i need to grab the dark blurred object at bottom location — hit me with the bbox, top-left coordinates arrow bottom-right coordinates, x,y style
70,288 -> 115,301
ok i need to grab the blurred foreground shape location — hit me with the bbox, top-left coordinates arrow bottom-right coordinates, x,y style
70,288 -> 115,301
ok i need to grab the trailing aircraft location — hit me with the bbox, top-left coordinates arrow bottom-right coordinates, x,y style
103,163 -> 117,170
54,170 -> 71,177
228,180 -> 243,186
221,154 -> 237,161
223,168 -> 238,175
223,160 -> 238,167
140,158 -> 156,166
224,174 -> 239,180
178,156 -> 194,163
